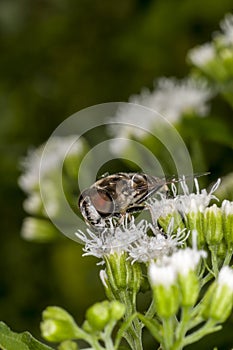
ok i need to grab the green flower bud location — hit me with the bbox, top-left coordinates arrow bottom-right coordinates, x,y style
41,306 -> 81,342
216,240 -> 227,258
204,204 -> 223,246
149,262 -> 179,318
158,211 -> 185,233
170,248 -> 205,307
109,301 -> 125,321
178,270 -> 199,307
209,284 -> 233,322
85,302 -> 110,331
222,200 -> 233,247
153,284 -> 180,319
82,320 -> 93,333
186,206 -> 205,248
21,217 -> 59,242
104,252 -> 142,299
58,340 -> 79,350
202,267 -> 233,322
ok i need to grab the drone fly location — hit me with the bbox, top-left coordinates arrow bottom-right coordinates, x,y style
78,172 -> 182,230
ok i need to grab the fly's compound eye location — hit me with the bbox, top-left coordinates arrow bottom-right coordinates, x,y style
90,189 -> 115,217
79,188 -> 115,219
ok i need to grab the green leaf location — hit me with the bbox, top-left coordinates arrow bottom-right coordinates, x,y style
0,322 -> 54,350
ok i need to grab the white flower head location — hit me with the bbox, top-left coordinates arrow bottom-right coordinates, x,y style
146,195 -> 178,226
151,77 -> 213,122
218,13 -> 233,45
109,77 -> 213,154
217,266 -> 233,292
188,43 -> 216,68
221,200 -> 233,216
127,223 -> 188,264
19,135 -> 84,193
174,178 -> 221,215
148,261 -> 177,288
75,216 -> 146,262
171,247 -> 207,276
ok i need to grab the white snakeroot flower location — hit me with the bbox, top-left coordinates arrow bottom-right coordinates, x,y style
19,136 -> 84,193
217,266 -> 233,291
146,178 -> 220,226
188,43 -> 216,68
128,230 -> 187,263
222,200 -> 233,215
218,13 -> 233,45
146,195 -> 178,225
75,217 -> 146,261
149,78 -> 213,122
171,247 -> 207,276
109,78 -> 213,153
23,192 -> 42,214
174,178 -> 221,215
149,261 -> 176,288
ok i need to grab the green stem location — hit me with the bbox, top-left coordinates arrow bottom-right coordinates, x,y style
210,246 -> 219,277
91,337 -> 106,350
118,292 -> 142,350
200,272 -> 214,288
175,307 -> 191,343
145,299 -> 156,319
223,247 -> 233,266
102,321 -> 115,350
162,317 -> 174,350
183,319 -> 222,347
137,313 -> 162,344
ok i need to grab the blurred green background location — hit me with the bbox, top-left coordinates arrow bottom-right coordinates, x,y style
0,0 -> 233,349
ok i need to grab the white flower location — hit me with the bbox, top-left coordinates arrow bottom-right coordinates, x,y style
109,78 -> 213,154
148,261 -> 177,288
170,247 -> 207,276
217,266 -> 233,291
188,43 -> 216,68
146,177 -> 220,225
174,178 -> 221,215
218,13 -> 233,45
221,200 -> 233,216
23,192 -> 42,214
19,136 -> 84,193
146,195 -> 178,225
128,226 -> 188,264
75,217 -> 146,262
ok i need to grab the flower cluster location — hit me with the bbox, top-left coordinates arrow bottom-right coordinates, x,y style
19,135 -> 86,242
76,177 -> 227,265
109,77 -> 213,154
188,13 -> 233,88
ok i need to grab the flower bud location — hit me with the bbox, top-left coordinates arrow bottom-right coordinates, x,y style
221,200 -> 233,247
149,262 -> 179,318
85,302 -> 110,331
41,307 -> 81,342
171,248 -> 205,307
104,252 -> 142,299
58,340 -> 79,350
202,266 -> 233,322
178,270 -> 199,307
158,211 -> 185,233
204,204 -> 223,246
186,202 -> 205,248
109,301 -> 125,321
